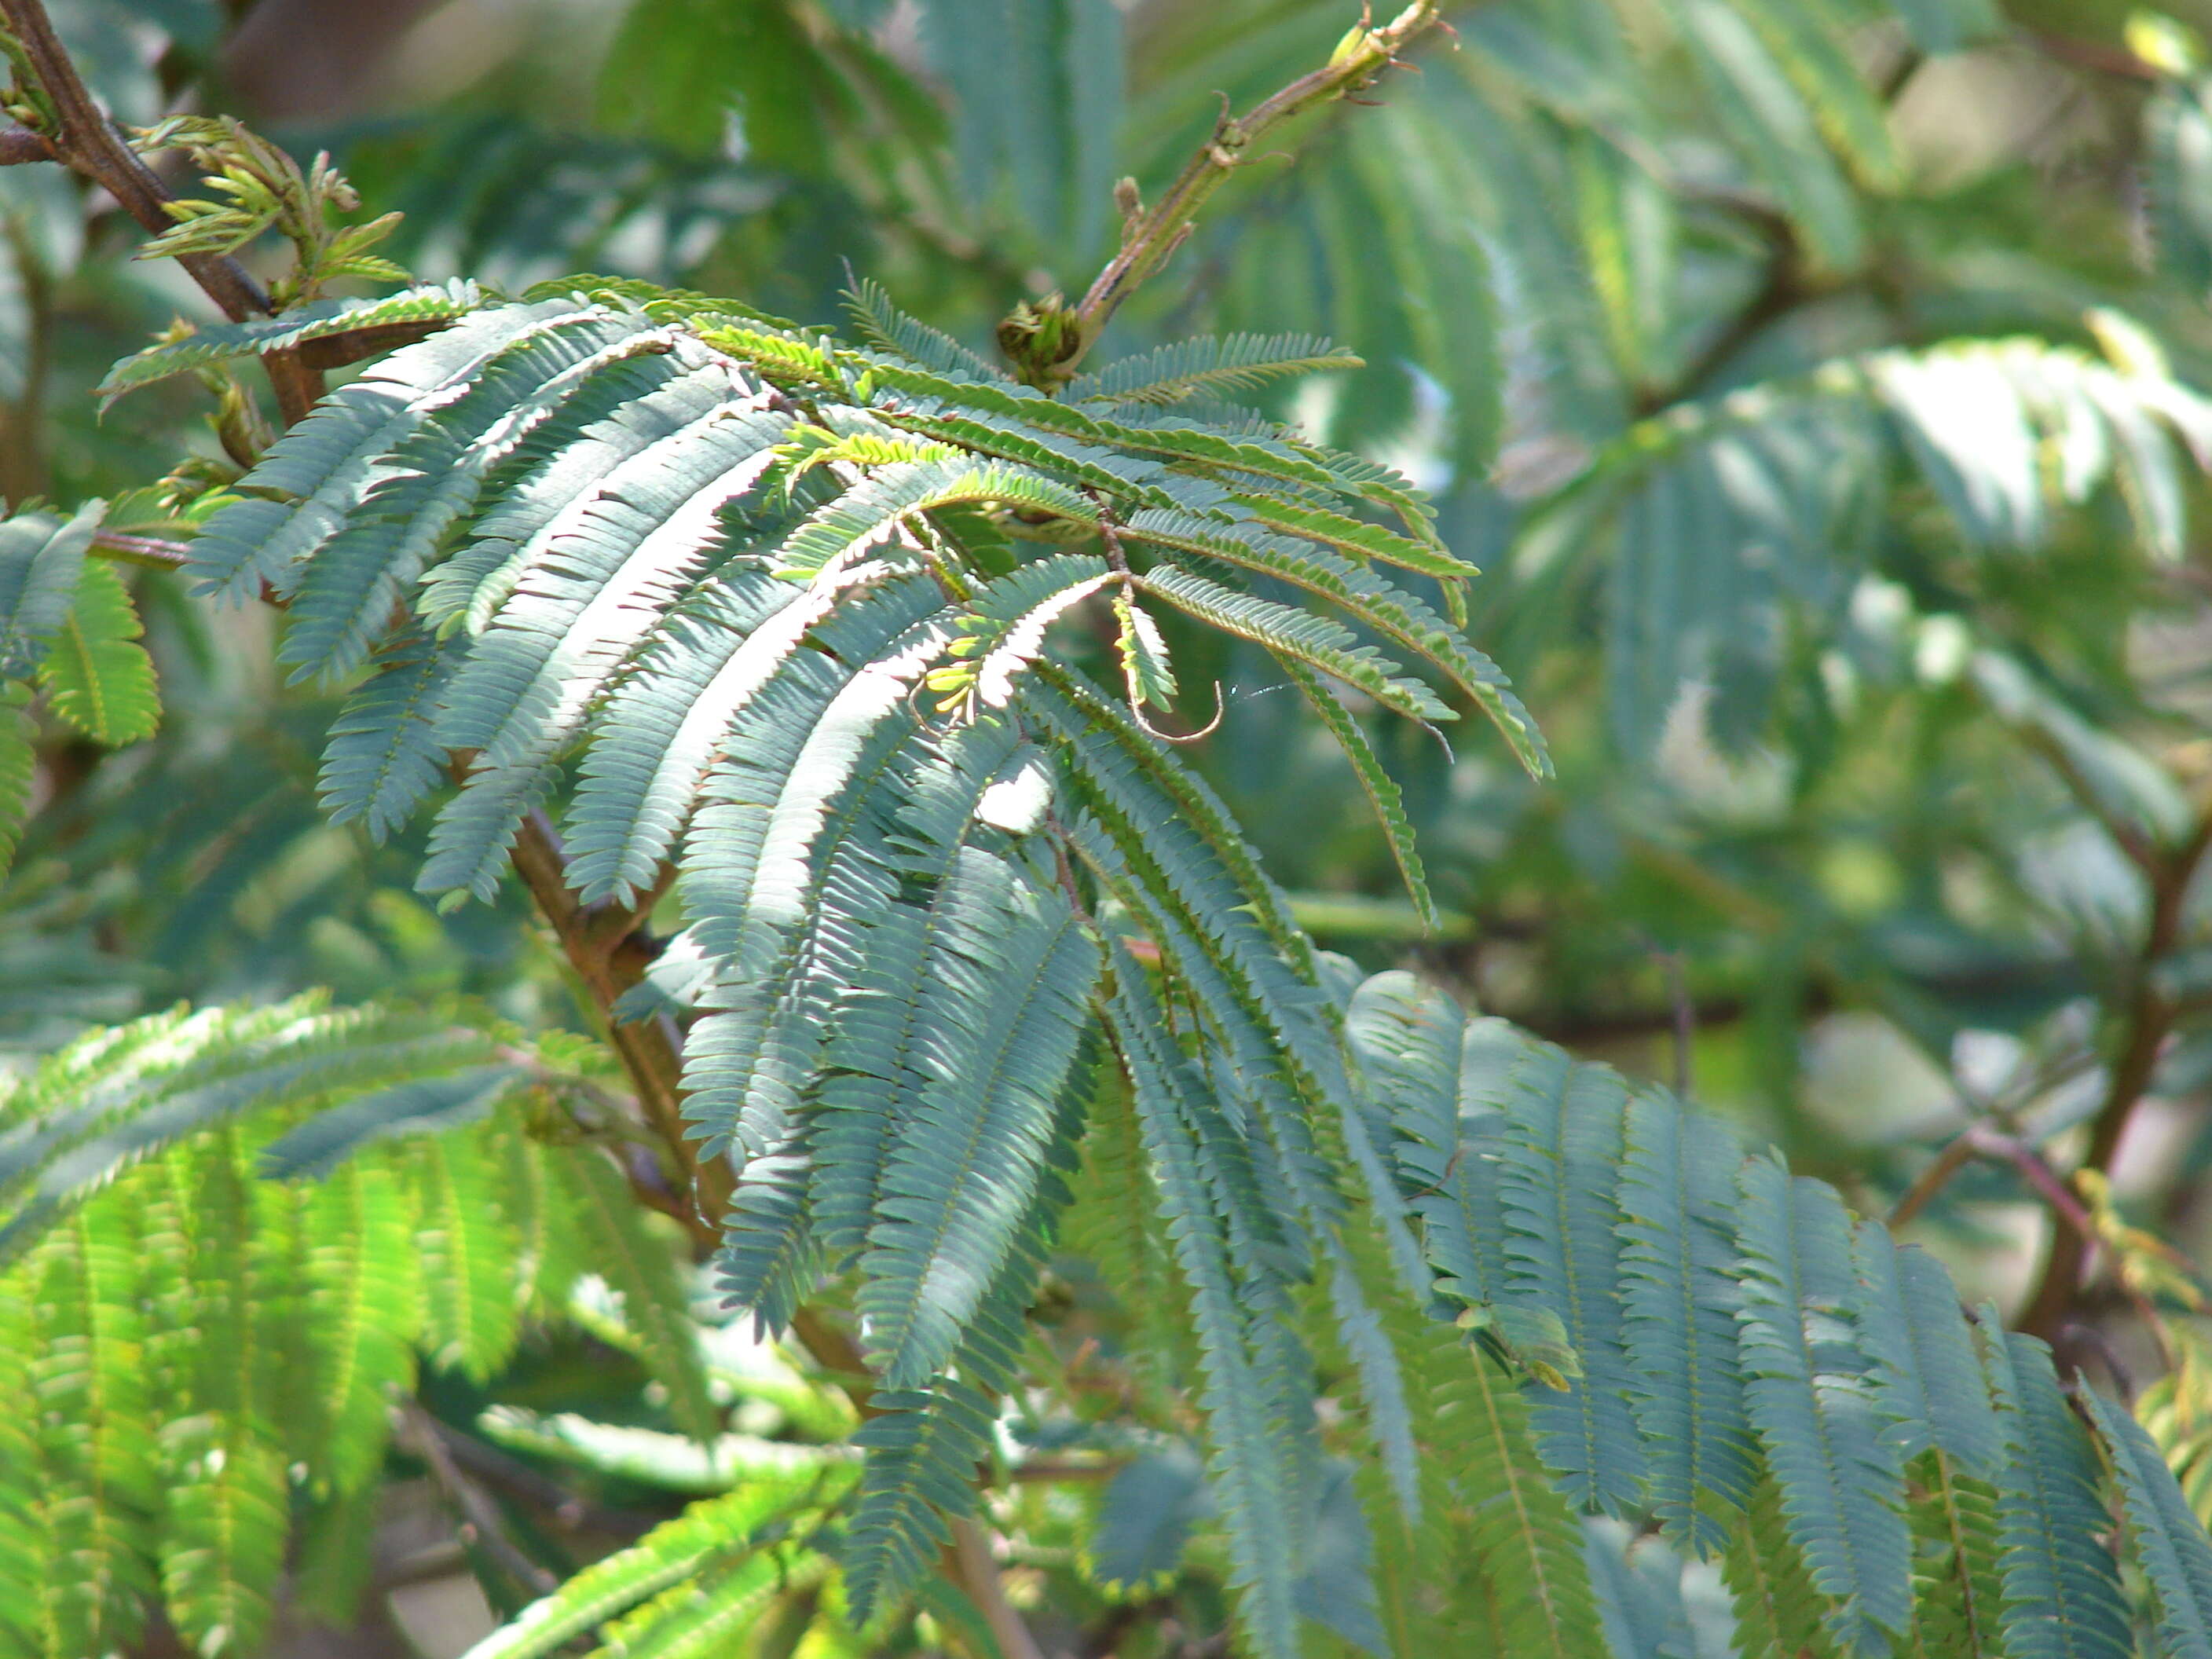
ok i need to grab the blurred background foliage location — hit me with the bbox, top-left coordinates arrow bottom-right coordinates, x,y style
16,0 -> 2212,1650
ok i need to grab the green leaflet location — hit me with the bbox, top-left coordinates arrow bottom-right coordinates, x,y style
1725,1475 -> 1842,1658
562,1148 -> 722,1445
1104,951 -> 1313,1659
844,277 -> 1009,384
846,1049 -> 1090,1614
317,628 -> 460,843
458,1474 -> 851,1659
563,567 -> 817,905
1136,564 -> 1448,722
1068,332 -> 1361,405
1445,1343 -> 1609,1658
156,1419 -> 288,1659
1273,654 -> 1438,927
306,1161 -> 422,1493
2082,1389 -> 2212,1658
1489,1044 -> 1648,1516
411,1127 -> 526,1383
1617,1086 -> 1756,1556
0,500 -> 102,678
38,558 -> 159,747
30,1210 -> 161,1655
1852,1227 -> 2005,1477
1980,1324 -> 2132,1659
855,870 -> 1101,1386
1112,588 -> 1177,712
0,683 -> 35,879
1905,1448 -> 2008,1659
1732,1155 -> 1913,1652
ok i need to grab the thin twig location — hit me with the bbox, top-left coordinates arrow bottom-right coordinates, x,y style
2022,806 -> 2212,1340
1888,1130 -> 1979,1230
1020,0 -> 1448,385
950,1511 -> 1048,1659
427,1415 -> 661,1541
394,1399 -> 559,1596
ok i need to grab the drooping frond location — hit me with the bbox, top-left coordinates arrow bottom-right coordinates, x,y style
0,1000 -> 690,1658
2082,1388 -> 2212,1657
1732,1155 -> 1913,1653
1615,1086 -> 1756,1557
1980,1323 -> 2133,1659
1520,335 -> 2212,756
0,998 -> 513,1259
1341,972 -> 2174,1659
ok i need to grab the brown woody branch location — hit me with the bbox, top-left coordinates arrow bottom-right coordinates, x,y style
393,1398 -> 560,1596
295,318 -> 451,369
0,0 -> 322,420
2020,805 -> 2212,1341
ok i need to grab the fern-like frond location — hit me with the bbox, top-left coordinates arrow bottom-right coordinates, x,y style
304,1160 -> 422,1492
1724,1475 -> 1843,1658
34,555 -> 158,747
0,500 -> 101,678
2082,1388 -> 2212,1657
1485,1042 -> 1649,1517
1068,332 -> 1360,405
844,277 -> 1009,383
1617,1085 -> 1756,1556
1443,1342 -> 1609,1658
95,280 -> 486,405
0,1000 -> 506,1260
1732,1154 -> 1913,1652
411,1129 -> 526,1382
459,1474 -> 850,1659
1980,1322 -> 2133,1659
856,878 -> 1100,1386
1905,1448 -> 2008,1659
1103,952 -> 1311,1659
562,1148 -> 721,1443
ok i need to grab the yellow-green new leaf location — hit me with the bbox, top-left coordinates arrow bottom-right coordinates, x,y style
38,562 -> 159,747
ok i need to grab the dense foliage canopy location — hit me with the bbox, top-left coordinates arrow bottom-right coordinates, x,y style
9,1 -> 2212,1657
